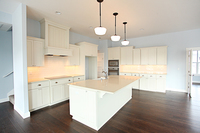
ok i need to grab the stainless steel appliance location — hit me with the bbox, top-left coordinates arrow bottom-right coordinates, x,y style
108,60 -> 119,67
108,67 -> 119,75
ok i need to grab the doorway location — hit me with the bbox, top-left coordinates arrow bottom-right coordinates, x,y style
186,47 -> 200,98
85,56 -> 97,80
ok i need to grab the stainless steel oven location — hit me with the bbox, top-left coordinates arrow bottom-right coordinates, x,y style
108,67 -> 119,75
108,60 -> 119,67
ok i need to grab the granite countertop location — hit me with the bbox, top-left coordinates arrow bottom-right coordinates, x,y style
68,75 -> 141,94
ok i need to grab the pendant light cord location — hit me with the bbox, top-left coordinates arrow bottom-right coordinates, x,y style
115,15 -> 116,35
99,2 -> 101,27
124,24 -> 126,41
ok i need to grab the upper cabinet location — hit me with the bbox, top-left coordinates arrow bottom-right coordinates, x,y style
108,47 -> 121,60
66,44 -> 80,66
40,19 -> 72,56
121,46 -> 134,65
132,49 -> 140,65
141,47 -> 156,65
76,42 -> 98,56
157,46 -> 167,65
27,36 -> 44,67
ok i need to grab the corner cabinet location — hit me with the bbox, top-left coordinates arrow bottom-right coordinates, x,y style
66,44 -> 80,66
27,36 -> 44,67
120,46 -> 134,65
40,19 -> 71,54
108,47 -> 121,60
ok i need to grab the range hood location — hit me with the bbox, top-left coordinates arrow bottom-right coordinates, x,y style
44,47 -> 72,57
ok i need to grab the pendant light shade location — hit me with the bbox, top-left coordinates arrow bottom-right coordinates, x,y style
95,0 -> 106,35
121,22 -> 129,45
111,12 -> 120,41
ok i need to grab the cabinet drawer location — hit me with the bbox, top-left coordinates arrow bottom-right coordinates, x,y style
148,74 -> 156,78
156,75 -> 166,78
132,73 -> 140,76
120,73 -> 132,76
51,78 -> 73,85
73,76 -> 84,82
28,81 -> 49,90
139,74 -> 148,78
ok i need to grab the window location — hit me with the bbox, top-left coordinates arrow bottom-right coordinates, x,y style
192,50 -> 200,74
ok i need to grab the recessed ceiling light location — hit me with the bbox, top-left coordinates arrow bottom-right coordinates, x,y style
55,11 -> 61,15
140,28 -> 144,31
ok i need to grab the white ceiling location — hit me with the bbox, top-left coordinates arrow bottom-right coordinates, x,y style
1,0 -> 200,40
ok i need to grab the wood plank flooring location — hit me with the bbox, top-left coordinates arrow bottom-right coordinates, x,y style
1,89 -> 200,133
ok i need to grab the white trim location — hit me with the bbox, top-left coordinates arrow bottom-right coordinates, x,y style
193,81 -> 200,84
7,89 -> 14,98
14,105 -> 30,119
166,89 -> 187,93
0,98 -> 9,103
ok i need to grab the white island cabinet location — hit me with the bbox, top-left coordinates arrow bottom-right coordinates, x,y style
69,75 -> 141,130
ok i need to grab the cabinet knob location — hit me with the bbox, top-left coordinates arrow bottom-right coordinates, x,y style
78,78 -> 80,79
38,84 -> 41,86
160,76 -> 162,77
150,76 -> 152,77
55,82 -> 58,84
69,80 -> 71,81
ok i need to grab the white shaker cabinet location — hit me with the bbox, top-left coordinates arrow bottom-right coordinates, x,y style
141,48 -> 149,65
121,46 -> 133,65
148,48 -> 156,65
156,75 -> 166,92
139,74 -> 148,90
27,36 -> 44,67
157,46 -> 167,65
66,44 -> 80,66
132,49 -> 141,65
28,80 -> 50,111
76,42 -> 98,57
148,75 -> 157,91
108,47 -> 121,60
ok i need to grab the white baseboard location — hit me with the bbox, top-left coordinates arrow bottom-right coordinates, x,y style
0,98 -> 9,103
7,89 -> 14,98
166,89 -> 187,93
193,81 -> 200,84
14,105 -> 30,119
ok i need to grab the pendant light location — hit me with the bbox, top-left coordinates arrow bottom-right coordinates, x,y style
111,12 -> 120,41
94,0 -> 107,35
121,22 -> 129,45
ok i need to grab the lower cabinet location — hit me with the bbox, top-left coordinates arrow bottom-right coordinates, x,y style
28,81 -> 50,111
120,72 -> 166,92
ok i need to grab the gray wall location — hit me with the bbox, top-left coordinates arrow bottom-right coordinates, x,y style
110,29 -> 200,91
27,18 -> 40,38
0,30 -> 13,99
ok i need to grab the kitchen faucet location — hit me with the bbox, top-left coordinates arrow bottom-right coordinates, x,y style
102,70 -> 108,79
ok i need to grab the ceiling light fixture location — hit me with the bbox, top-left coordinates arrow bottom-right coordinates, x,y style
111,12 -> 120,41
121,22 -> 129,45
94,0 -> 107,35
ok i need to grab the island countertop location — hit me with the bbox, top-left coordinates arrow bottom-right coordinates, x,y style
68,75 -> 141,94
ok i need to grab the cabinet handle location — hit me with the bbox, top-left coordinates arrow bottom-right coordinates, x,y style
125,74 -> 126,75
142,75 -> 144,76
55,82 -> 58,84
69,80 -> 71,81
38,84 -> 41,86
160,76 -> 162,77
78,78 -> 80,79
150,76 -> 152,77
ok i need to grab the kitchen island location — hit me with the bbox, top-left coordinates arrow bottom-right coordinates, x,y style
68,75 -> 141,130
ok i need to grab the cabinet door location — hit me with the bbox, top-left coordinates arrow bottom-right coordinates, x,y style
141,48 -> 149,65
132,80 -> 139,89
157,78 -> 166,92
148,78 -> 157,91
69,46 -> 80,66
29,89 -> 42,110
63,84 -> 69,99
148,48 -> 156,65
133,49 -> 140,65
52,85 -> 63,103
157,47 -> 167,65
113,47 -> 121,59
32,40 -> 44,66
27,39 -> 33,67
140,77 -> 148,90
42,87 -> 50,106
121,47 -> 132,65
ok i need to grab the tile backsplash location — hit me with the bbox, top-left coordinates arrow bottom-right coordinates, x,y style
28,56 -> 80,80
120,65 -> 167,73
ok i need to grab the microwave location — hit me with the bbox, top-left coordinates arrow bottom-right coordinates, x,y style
108,60 -> 119,67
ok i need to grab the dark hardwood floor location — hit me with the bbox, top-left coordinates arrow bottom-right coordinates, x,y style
1,89 -> 200,133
